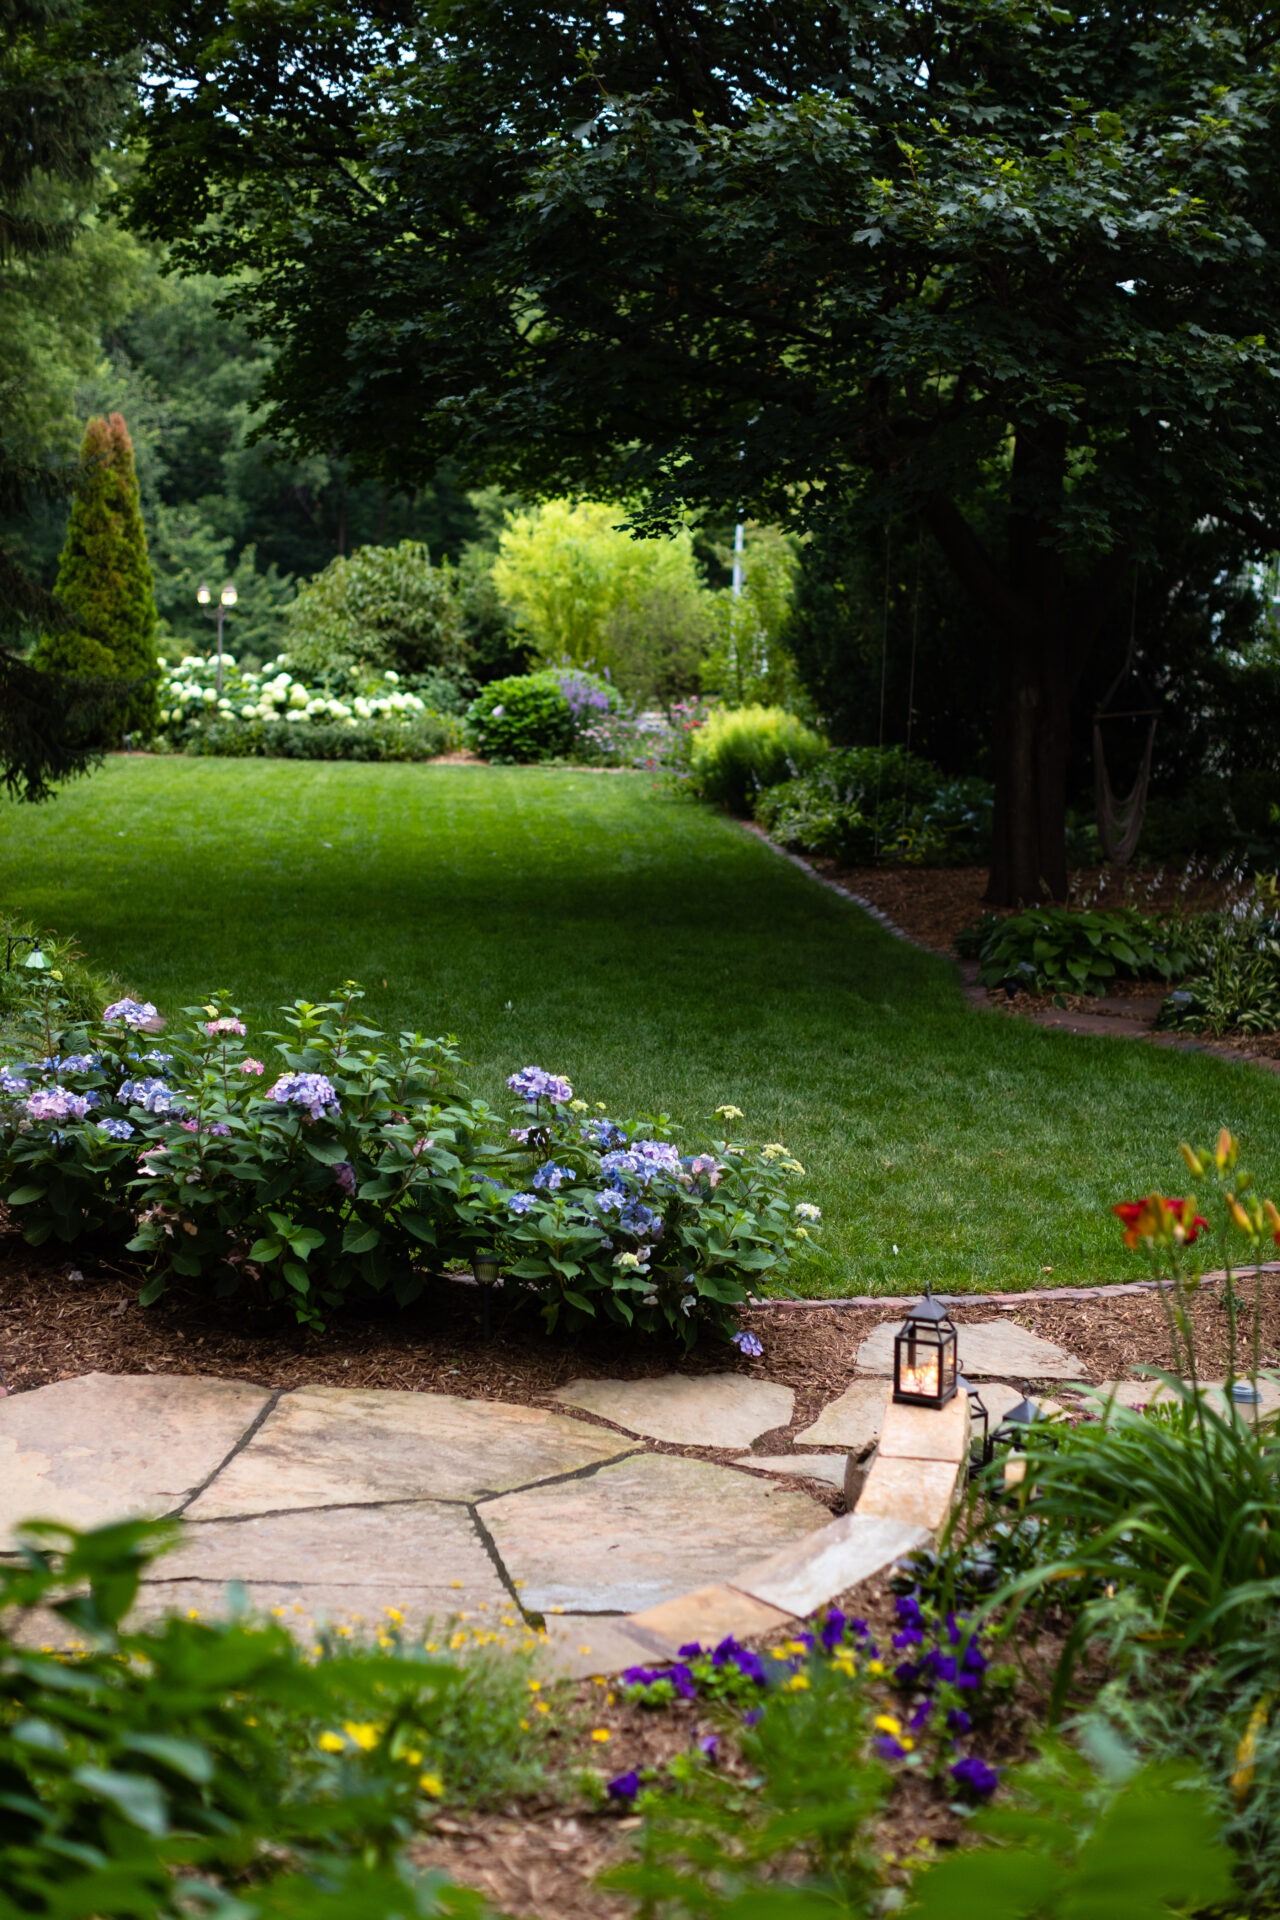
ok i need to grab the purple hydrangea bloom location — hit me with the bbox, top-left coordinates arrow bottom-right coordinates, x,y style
265,1072 -> 340,1121
0,1068 -> 31,1095
118,1076 -> 180,1115
732,1330 -> 764,1358
583,1117 -> 627,1150
600,1139 -> 681,1188
50,1053 -> 96,1074
97,1117 -> 135,1141
507,1066 -> 573,1109
27,1085 -> 91,1123
950,1754 -> 999,1798
507,1192 -> 538,1214
593,1187 -> 624,1213
332,1161 -> 357,1197
606,1770 -> 640,1802
103,997 -> 159,1029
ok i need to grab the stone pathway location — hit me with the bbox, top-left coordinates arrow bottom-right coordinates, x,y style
2,1314 -> 1258,1674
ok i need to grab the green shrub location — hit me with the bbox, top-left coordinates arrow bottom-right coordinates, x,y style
0,1517 -> 516,1919
158,654 -> 459,761
753,747 -> 990,864
963,906 -> 1196,996
282,541 -> 466,680
0,983 -> 817,1346
686,705 -> 826,814
33,413 -> 161,739
188,712 -> 455,763
0,917 -> 118,1054
464,669 -> 624,762
1157,882 -> 1280,1035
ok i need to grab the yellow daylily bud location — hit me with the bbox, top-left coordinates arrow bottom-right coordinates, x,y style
1180,1143 -> 1205,1177
1216,1127 -> 1239,1171
1227,1193 -> 1254,1234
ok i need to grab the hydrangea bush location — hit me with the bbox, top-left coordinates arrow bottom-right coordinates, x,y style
155,654 -> 461,760
0,984 -> 817,1347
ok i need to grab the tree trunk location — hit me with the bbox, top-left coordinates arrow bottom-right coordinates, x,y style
926,425 -> 1118,908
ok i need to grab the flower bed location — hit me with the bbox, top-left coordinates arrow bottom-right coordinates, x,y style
155,654 -> 461,759
0,985 -> 816,1346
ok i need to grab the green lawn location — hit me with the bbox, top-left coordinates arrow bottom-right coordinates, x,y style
4,755 -> 1278,1294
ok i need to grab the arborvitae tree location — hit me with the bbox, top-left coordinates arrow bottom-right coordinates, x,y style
35,412 -> 160,737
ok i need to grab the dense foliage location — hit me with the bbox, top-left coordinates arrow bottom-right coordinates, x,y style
0,1516 -> 539,1919
959,905 -> 1197,997
463,667 -> 663,766
685,705 -> 826,815
755,748 -> 994,867
281,541 -> 467,681
0,982 -> 817,1345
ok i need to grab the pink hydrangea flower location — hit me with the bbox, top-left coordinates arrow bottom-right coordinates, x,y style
239,1058 -> 265,1075
205,1017 -> 247,1037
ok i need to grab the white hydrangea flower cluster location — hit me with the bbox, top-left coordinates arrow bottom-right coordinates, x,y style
156,655 -> 430,730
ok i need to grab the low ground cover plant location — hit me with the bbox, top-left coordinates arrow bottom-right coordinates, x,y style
1157,876 -> 1280,1036
958,904 -> 1197,996
0,982 -> 816,1346
156,654 -> 461,761
755,746 -> 994,866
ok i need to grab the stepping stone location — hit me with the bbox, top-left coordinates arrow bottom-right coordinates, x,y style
552,1373 -> 794,1448
856,1456 -> 961,1533
1083,1377 -> 1280,1418
537,1614 -> 665,1680
795,1378 -> 887,1450
186,1387 -> 630,1519
625,1582 -> 796,1654
481,1452 -> 822,1614
142,1501 -> 511,1624
733,1512 -> 928,1617
733,1454 -> 848,1491
0,1372 -> 272,1548
854,1318 -> 1086,1380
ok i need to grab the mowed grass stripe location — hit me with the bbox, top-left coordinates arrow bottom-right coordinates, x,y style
3,755 -> 1276,1294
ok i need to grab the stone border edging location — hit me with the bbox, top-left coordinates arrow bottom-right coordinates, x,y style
754,1261 -> 1280,1310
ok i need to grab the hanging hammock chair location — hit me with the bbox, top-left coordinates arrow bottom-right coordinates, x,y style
1092,586 -> 1159,867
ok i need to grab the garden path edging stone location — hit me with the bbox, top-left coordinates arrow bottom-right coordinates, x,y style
551,1373 -> 794,1448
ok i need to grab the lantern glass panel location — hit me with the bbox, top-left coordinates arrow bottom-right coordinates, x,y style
893,1305 -> 958,1408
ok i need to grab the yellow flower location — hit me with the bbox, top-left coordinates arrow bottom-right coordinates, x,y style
317,1731 -> 345,1754
527,1678 -> 543,1692
1181,1142 -> 1205,1177
1232,1695 -> 1274,1802
590,1728 -> 611,1743
535,1700 -> 550,1715
419,1773 -> 445,1798
569,1098 -> 589,1112
519,1717 -> 531,1731
866,1659 -> 885,1677
714,1104 -> 744,1120
873,1714 -> 902,1738
342,1721 -> 381,1752
384,1606 -> 405,1625
782,1673 -> 810,1692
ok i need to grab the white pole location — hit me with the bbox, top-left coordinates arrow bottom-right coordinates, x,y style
731,521 -> 745,598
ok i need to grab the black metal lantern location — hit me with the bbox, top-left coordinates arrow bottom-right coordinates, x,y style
892,1289 -> 958,1409
958,1373 -> 991,1469
994,1393 -> 1040,1449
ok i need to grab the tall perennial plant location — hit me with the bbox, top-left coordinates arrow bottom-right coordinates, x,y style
0,983 -> 815,1345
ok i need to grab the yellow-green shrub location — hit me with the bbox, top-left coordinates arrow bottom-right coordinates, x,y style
687,705 -> 825,814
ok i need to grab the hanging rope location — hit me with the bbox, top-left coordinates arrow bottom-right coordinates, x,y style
1093,570 -> 1159,868
874,522 -> 892,857
905,521 -> 922,755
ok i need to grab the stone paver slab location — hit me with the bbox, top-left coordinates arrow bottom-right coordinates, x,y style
856,1456 -> 960,1532
186,1387 -> 629,1518
733,1454 -> 848,1491
161,1500 -> 503,1595
855,1318 -> 1086,1380
1084,1377 -> 1280,1418
552,1374 -> 794,1448
538,1615 -> 669,1680
795,1378 -> 888,1450
0,1372 -> 272,1547
877,1393 -> 970,1465
733,1512 -> 928,1616
127,1581 -> 511,1645
625,1583 -> 795,1654
482,1452 -> 821,1614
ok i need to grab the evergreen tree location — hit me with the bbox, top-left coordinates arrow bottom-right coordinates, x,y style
0,0 -> 133,797
35,412 -> 160,737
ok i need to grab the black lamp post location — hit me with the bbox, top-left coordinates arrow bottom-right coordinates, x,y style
197,579 -> 237,695
892,1289 -> 959,1409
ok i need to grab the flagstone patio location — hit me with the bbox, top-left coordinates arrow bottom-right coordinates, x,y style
3,1313 -> 1253,1674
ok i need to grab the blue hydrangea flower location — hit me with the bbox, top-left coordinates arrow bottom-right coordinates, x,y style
731,1330 -> 764,1358
599,1139 -> 681,1188
582,1117 -> 627,1150
0,1068 -> 31,1095
48,1053 -> 96,1074
531,1161 -> 571,1191
97,1117 -> 136,1141
26,1085 -> 92,1122
507,1192 -> 538,1214
118,1076 -> 181,1115
103,997 -> 159,1029
265,1072 -> 340,1121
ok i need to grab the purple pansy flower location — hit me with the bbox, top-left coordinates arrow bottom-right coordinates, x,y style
950,1754 -> 999,1799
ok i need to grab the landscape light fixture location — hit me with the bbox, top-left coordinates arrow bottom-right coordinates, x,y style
994,1393 -> 1041,1449
892,1288 -> 958,1410
471,1248 -> 501,1338
958,1373 -> 991,1469
196,579 -> 237,695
